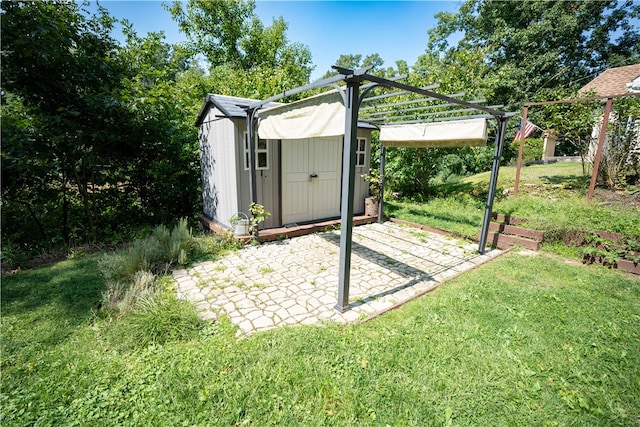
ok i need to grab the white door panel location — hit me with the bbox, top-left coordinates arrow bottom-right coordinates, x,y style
282,137 -> 342,224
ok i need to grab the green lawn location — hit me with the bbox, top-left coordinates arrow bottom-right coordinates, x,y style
386,162 -> 640,242
2,251 -> 639,426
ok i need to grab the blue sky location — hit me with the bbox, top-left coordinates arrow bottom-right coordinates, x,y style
91,1 -> 462,80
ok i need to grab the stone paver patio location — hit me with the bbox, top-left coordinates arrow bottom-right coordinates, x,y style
173,221 -> 502,335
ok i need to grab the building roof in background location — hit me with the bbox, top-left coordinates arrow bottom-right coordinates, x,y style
579,64 -> 640,97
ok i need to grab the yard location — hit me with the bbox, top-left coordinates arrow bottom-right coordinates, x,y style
2,252 -> 639,425
2,162 -> 640,426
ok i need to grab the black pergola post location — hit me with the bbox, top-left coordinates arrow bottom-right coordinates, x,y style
246,109 -> 258,239
478,116 -> 508,253
377,144 -> 386,223
335,78 -> 361,312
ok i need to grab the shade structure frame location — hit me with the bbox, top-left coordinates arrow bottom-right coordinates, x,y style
240,66 -> 510,312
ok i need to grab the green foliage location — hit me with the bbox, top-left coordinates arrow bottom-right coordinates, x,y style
534,87 -> 598,167
360,169 -> 382,199
384,145 -> 496,198
106,290 -> 203,349
598,97 -> 640,188
248,202 -> 271,233
100,219 -> 194,312
1,1 -> 204,251
427,0 -> 640,107
510,137 -> 544,164
167,0 -> 312,96
321,53 -> 386,78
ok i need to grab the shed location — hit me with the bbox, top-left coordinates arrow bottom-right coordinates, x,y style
195,94 -> 375,230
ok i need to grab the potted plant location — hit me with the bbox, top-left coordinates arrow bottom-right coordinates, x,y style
229,212 -> 250,236
361,170 -> 382,217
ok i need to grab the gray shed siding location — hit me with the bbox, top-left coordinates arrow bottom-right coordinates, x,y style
354,128 -> 372,214
198,94 -> 373,230
238,136 -> 281,229
199,108 -> 240,228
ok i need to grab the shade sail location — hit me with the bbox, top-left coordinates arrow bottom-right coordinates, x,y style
258,91 -> 345,139
380,118 -> 488,148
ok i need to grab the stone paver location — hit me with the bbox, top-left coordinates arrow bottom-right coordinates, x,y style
173,221 -> 502,335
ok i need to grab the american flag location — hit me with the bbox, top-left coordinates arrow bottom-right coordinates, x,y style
513,120 -> 537,142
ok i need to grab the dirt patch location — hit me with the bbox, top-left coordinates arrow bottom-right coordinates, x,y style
593,187 -> 640,208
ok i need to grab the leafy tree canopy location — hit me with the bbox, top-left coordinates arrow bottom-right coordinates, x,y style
427,0 -> 640,107
166,0 -> 313,91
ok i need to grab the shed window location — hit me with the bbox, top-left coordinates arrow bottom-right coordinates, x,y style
244,133 -> 269,170
356,138 -> 367,167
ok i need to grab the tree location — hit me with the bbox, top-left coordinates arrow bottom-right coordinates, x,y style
427,0 -> 640,107
166,0 -> 313,93
2,1 -> 209,250
536,88 -> 599,172
2,1 -> 130,244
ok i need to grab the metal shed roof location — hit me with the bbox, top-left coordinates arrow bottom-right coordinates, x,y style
195,93 -> 377,129
195,94 -> 283,125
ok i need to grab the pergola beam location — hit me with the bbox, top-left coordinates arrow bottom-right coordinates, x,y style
359,92 -> 465,112
363,104 -> 503,123
360,99 -> 488,118
364,74 -> 506,118
361,84 -> 440,103
366,113 -> 500,126
248,71 -> 349,110
588,98 -> 613,201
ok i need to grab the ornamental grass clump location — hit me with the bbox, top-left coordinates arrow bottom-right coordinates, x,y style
99,218 -> 194,314
107,282 -> 203,349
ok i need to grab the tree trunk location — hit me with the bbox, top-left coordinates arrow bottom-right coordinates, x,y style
73,166 -> 94,230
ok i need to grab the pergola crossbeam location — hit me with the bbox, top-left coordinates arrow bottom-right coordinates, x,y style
368,113 -> 502,126
360,99 -> 488,119
365,74 -> 506,118
363,104 -> 503,123
361,84 -> 440,103
359,92 -> 465,112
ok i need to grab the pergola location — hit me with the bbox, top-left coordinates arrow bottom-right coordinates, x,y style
513,92 -> 640,201
244,66 -> 512,312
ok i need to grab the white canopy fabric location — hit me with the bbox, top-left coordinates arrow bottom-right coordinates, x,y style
258,91 -> 345,140
380,118 -> 488,148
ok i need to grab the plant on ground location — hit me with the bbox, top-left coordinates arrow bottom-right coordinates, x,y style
105,286 -> 203,350
100,218 -> 194,285
98,218 -> 230,317
248,202 -> 271,234
597,97 -> 640,189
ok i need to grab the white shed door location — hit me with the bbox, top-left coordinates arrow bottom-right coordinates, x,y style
282,137 -> 342,224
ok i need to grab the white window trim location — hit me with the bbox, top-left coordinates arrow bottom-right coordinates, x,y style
243,132 -> 269,171
356,137 -> 367,167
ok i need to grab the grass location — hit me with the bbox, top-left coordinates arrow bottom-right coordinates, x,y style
386,162 -> 640,245
2,250 -> 639,425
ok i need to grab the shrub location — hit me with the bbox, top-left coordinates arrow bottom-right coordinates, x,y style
100,219 -> 193,283
100,219 -> 194,312
509,137 -> 544,164
106,289 -> 203,349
